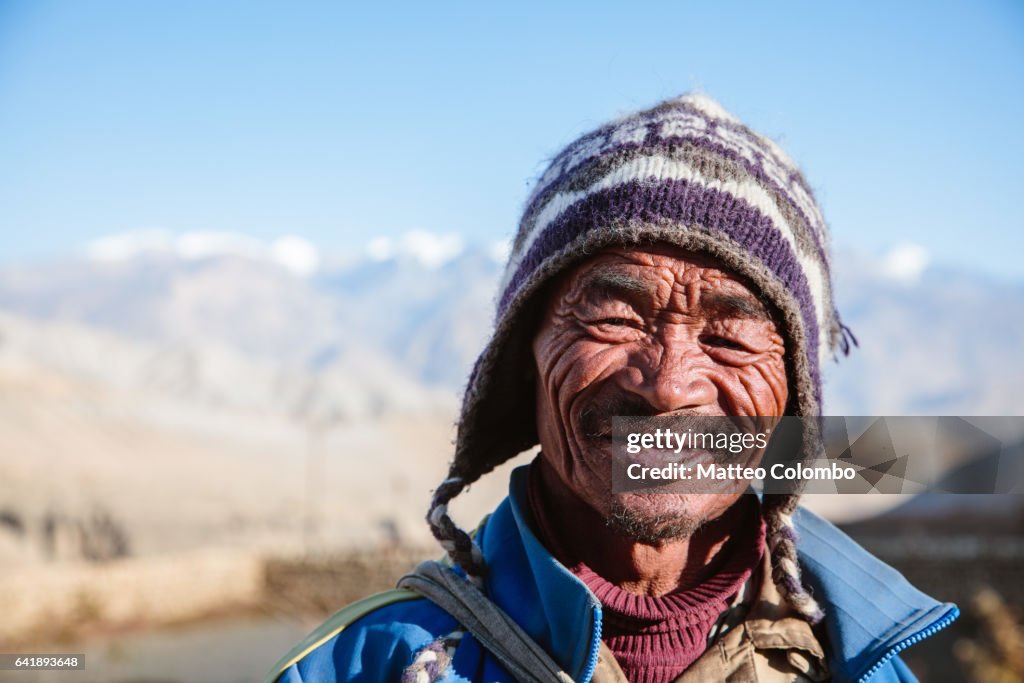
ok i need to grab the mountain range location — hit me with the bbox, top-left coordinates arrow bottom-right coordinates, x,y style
1,232 -> 1020,421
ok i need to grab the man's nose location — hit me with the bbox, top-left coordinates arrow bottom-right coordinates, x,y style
618,339 -> 716,413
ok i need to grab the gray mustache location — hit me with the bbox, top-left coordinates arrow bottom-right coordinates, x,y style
578,398 -> 752,445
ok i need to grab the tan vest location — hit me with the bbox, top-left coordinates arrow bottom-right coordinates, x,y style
589,552 -> 830,683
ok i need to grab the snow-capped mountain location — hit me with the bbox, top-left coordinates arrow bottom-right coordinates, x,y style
0,232 -> 1021,419
0,231 -> 503,399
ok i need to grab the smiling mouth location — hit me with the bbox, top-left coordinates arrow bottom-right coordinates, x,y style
618,446 -> 719,467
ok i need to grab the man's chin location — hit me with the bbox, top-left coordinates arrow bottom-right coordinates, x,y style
605,495 -> 705,544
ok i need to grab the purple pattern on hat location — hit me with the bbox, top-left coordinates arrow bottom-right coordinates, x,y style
521,132 -> 829,271
499,179 -> 823,406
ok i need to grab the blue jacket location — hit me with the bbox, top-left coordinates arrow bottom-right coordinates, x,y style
268,467 -> 958,682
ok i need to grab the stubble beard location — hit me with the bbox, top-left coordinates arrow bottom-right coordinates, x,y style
605,497 -> 706,545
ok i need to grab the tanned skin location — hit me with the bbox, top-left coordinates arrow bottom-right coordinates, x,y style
531,245 -> 788,597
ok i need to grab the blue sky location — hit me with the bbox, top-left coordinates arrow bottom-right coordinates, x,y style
1,1 -> 1022,277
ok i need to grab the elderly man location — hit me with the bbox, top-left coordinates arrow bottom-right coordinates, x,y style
266,95 -> 957,682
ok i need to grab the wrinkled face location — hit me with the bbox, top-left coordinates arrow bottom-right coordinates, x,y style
532,245 -> 789,542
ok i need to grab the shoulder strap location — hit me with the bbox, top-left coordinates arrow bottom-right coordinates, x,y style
262,588 -> 420,683
398,560 -> 574,683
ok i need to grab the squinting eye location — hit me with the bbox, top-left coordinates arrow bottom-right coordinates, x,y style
584,317 -> 642,341
700,335 -> 747,351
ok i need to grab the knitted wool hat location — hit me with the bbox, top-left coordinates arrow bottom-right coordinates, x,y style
426,93 -> 850,624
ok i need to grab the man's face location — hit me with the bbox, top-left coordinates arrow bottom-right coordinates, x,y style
532,245 -> 789,542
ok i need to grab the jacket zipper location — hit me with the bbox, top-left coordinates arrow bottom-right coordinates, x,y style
580,605 -> 603,683
858,606 -> 960,682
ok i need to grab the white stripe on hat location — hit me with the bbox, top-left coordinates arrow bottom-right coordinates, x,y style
500,152 -> 829,355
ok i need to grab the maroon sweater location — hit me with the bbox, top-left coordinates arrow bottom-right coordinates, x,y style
528,472 -> 765,683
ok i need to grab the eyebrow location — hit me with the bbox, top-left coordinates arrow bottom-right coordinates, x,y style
579,270 -> 652,300
700,291 -> 771,320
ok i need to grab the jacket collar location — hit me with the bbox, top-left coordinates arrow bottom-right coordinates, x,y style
475,466 -> 603,680
790,506 -> 958,681
475,465 -> 957,683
